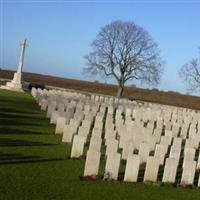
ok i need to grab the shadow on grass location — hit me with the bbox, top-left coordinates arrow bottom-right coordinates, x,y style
0,107 -> 38,114
0,117 -> 49,127
0,138 -> 58,147
0,155 -> 41,161
0,152 -> 65,165
0,112 -> 44,119
0,108 -> 53,131
0,152 -> 22,157
0,127 -> 53,135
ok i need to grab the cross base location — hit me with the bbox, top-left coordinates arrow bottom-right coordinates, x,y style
0,72 -> 24,92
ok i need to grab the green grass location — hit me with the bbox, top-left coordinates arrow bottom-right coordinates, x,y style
0,89 -> 200,200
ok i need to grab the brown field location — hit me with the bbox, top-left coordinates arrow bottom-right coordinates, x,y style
1,69 -> 200,110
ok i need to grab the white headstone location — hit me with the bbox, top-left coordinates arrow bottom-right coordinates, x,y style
185,138 -> 199,149
94,120 -> 103,130
50,110 -> 59,124
172,124 -> 180,137
153,128 -> 162,143
143,156 -> 160,182
181,160 -> 196,185
92,128 -> 102,138
162,158 -> 178,183
47,104 -> 56,118
165,130 -> 173,137
78,126 -> 90,138
70,135 -> 86,158
160,136 -> 172,146
105,139 -> 118,155
124,154 -> 140,182
55,117 -> 66,134
89,136 -> 102,152
172,137 -> 182,148
122,141 -> 134,160
183,148 -> 196,169
154,144 -> 168,165
169,146 -> 181,160
139,143 -> 150,164
62,124 -> 78,143
105,153 -> 121,180
180,126 -> 188,139
81,120 -> 92,129
84,150 -> 101,177
105,129 -> 116,140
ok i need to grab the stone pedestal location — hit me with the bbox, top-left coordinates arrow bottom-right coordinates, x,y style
1,72 -> 24,92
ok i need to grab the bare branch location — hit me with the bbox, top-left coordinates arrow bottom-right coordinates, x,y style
84,20 -> 164,98
179,54 -> 200,93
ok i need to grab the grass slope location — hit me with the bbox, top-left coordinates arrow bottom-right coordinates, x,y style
0,89 -> 200,200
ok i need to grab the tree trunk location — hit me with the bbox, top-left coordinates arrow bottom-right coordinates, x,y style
116,85 -> 124,99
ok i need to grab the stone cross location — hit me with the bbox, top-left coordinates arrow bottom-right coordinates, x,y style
17,39 -> 28,73
0,39 -> 28,92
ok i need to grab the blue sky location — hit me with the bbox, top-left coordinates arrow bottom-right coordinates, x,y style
1,0 -> 200,95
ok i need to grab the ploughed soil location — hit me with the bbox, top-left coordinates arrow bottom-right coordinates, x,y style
1,70 -> 200,110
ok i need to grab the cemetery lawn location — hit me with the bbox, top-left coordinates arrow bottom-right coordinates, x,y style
0,89 -> 200,200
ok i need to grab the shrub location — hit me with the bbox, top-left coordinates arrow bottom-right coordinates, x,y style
28,82 -> 45,90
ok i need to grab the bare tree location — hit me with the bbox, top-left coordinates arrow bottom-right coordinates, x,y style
84,20 -> 164,98
179,49 -> 200,92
